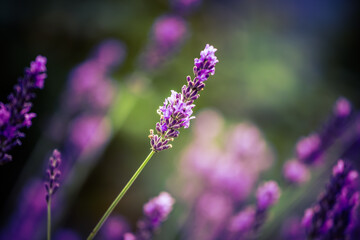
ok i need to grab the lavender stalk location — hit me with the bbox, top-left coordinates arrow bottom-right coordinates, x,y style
45,150 -> 62,240
87,44 -> 218,240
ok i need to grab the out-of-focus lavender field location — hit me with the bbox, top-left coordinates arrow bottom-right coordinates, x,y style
0,0 -> 359,239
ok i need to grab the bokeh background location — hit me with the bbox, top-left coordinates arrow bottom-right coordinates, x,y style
1,0 -> 359,239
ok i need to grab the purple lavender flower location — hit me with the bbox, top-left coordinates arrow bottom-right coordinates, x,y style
228,206 -> 256,238
225,181 -> 281,239
0,55 -> 47,164
256,181 -> 281,211
128,192 -> 175,240
282,217 -> 306,240
142,192 -> 175,228
149,44 -> 218,152
190,191 -> 234,240
283,159 -> 310,184
68,115 -> 111,158
64,40 -> 125,113
334,97 -> 351,117
296,98 -> 353,165
325,189 -> 359,239
296,133 -> 322,164
140,15 -> 188,70
0,179 -> 47,240
153,15 -> 188,49
123,233 -> 137,240
100,215 -> 130,240
302,159 -> 359,239
45,149 -> 62,203
93,39 -> 126,69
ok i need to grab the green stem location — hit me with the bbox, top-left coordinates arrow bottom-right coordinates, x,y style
87,150 -> 156,240
47,197 -> 51,240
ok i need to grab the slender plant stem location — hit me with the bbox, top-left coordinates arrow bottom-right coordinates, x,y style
87,150 -> 156,240
47,197 -> 51,240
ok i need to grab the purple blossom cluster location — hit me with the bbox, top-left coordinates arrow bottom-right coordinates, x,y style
227,181 -> 281,240
0,180 -> 47,239
63,40 -> 125,113
283,98 -> 353,185
100,215 -> 130,240
0,56 -> 47,164
171,110 -> 275,240
99,192 -> 174,240
149,44 -> 218,152
140,15 -> 188,71
302,159 -> 359,239
45,149 -> 62,202
296,97 -> 352,165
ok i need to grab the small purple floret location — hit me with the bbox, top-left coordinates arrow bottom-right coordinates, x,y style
334,97 -> 351,118
125,192 -> 175,240
256,181 -> 281,210
296,133 -> 321,163
283,159 -> 310,184
45,149 -> 62,203
228,206 -> 256,233
143,192 -> 175,228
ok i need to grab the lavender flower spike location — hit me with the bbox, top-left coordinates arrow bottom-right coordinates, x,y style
149,44 -> 218,152
45,149 -> 61,240
303,159 -> 359,239
45,149 -> 62,203
256,181 -> 281,211
0,55 -> 47,165
130,192 -> 175,240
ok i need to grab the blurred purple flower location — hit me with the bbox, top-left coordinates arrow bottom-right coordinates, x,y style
192,109 -> 224,141
296,133 -> 322,164
296,98 -> 353,165
140,15 -> 188,70
225,181 -> 281,239
172,111 -> 275,240
303,159 -> 359,239
190,192 -> 233,240
45,149 -> 62,203
64,40 -> 126,112
281,217 -> 306,240
93,39 -> 126,69
149,44 -> 218,152
123,233 -> 137,240
283,159 -> 310,184
68,115 -> 111,158
209,155 -> 256,201
256,181 -> 281,211
65,60 -> 115,111
327,189 -> 359,239
143,192 -> 175,228
334,97 -> 351,118
228,206 -> 256,236
226,123 -> 274,173
153,15 -> 188,49
126,192 -> 175,240
0,55 -> 47,164
100,215 -> 130,240
0,179 -> 47,239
